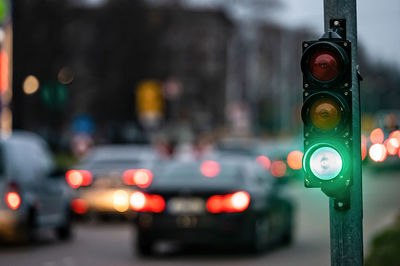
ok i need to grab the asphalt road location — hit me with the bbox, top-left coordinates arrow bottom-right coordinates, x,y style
0,167 -> 399,266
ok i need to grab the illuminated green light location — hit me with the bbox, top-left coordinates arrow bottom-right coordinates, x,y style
309,146 -> 342,180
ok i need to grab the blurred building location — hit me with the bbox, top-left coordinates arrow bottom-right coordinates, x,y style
13,0 -> 393,148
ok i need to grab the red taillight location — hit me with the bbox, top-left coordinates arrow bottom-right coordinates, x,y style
200,161 -> 220,178
129,191 -> 165,213
71,199 -> 88,214
5,192 -> 21,210
122,169 -> 153,188
206,191 -> 250,213
66,170 -> 93,189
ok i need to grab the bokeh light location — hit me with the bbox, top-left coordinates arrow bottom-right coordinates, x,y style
66,170 -> 83,189
130,191 -> 146,211
385,138 -> 400,156
230,191 -> 250,212
270,161 -> 287,178
113,190 -> 129,212
133,169 -> 153,188
200,161 -> 220,178
23,75 -> 39,95
58,67 -> 74,85
361,143 -> 367,161
287,150 -> 303,170
370,128 -> 384,144
389,130 -> 400,143
256,155 -> 271,170
369,143 -> 387,162
6,192 -> 21,210
71,199 -> 88,214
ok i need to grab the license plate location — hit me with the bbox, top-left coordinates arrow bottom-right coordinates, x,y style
167,197 -> 206,215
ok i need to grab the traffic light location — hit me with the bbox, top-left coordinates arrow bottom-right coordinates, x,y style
301,30 -> 352,207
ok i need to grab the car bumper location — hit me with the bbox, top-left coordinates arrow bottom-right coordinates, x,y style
77,188 -> 134,215
0,209 -> 22,239
136,211 -> 254,245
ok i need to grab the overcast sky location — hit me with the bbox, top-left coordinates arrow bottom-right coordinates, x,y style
82,0 -> 400,69
270,0 -> 400,69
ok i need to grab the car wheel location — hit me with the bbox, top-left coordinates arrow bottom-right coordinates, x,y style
249,215 -> 269,253
19,208 -> 37,243
136,231 -> 154,256
56,209 -> 73,241
281,210 -> 293,245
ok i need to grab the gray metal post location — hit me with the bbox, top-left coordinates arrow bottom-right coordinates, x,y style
324,1 -> 363,265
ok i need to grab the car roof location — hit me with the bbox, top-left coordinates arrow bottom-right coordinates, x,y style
81,144 -> 159,163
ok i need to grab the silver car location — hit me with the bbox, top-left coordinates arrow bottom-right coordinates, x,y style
0,131 -> 73,242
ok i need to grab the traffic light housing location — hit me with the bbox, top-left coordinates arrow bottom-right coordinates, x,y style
301,30 -> 353,208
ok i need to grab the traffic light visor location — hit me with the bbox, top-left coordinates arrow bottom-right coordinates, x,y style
309,146 -> 342,181
310,98 -> 341,130
309,50 -> 341,82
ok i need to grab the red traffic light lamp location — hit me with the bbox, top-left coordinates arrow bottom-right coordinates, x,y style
301,31 -> 351,90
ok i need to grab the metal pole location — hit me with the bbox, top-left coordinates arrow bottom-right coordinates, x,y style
324,1 -> 363,265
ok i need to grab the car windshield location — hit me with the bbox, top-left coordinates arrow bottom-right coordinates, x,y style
80,145 -> 158,168
158,161 -> 243,184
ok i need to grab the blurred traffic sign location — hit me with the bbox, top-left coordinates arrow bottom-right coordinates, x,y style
40,81 -> 68,110
136,80 -> 163,113
0,0 -> 9,24
136,80 -> 164,129
162,77 -> 182,100
71,114 -> 95,134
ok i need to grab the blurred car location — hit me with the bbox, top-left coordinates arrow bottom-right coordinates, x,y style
67,144 -> 161,219
0,131 -> 73,242
131,158 -> 294,255
216,137 -> 303,179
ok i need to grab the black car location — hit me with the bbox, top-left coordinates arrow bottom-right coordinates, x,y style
131,158 -> 294,255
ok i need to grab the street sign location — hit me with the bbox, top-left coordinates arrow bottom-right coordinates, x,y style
136,80 -> 163,113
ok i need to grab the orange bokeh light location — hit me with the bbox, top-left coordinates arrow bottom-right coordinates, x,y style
390,130 -> 400,143
370,128 -> 384,144
385,138 -> 400,156
361,142 -> 367,161
287,150 -> 303,170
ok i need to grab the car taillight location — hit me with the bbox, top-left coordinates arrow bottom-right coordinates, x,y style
206,191 -> 250,213
71,198 -> 88,214
5,192 -> 21,210
129,191 -> 165,213
66,170 -> 93,189
122,169 -> 153,188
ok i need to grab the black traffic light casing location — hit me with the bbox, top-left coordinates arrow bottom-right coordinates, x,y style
301,29 -> 353,206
